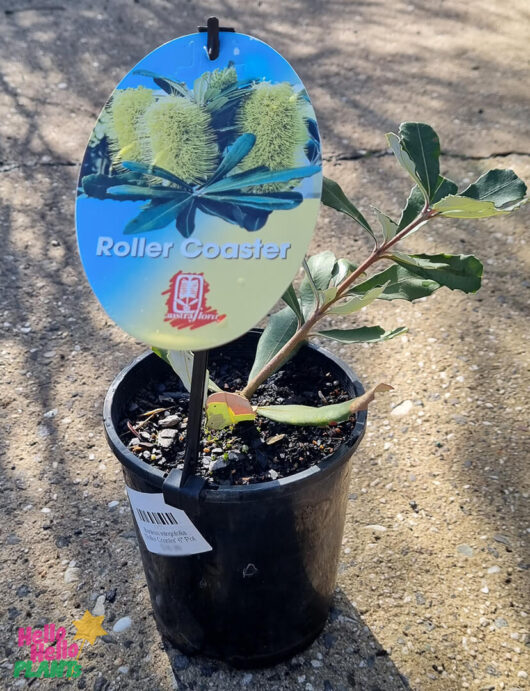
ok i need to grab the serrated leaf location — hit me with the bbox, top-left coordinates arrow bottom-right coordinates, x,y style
392,253 -> 483,293
321,177 -> 375,240
282,283 -> 304,324
461,169 -> 527,208
398,185 -> 424,231
329,282 -> 388,315
300,251 -> 336,318
432,194 -> 509,218
205,392 -> 256,430
256,383 -> 393,426
350,265 -> 441,301
247,307 -> 299,383
398,122 -> 440,201
374,207 -> 398,242
317,326 -> 407,343
389,251 -> 449,271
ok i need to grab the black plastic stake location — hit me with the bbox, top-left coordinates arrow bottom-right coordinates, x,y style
181,350 -> 209,484
198,16 -> 235,61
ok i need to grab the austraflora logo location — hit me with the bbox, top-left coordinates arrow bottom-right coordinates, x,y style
14,612 -> 107,680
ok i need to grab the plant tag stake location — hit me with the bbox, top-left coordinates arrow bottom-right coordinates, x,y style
76,27 -> 322,351
126,487 -> 212,556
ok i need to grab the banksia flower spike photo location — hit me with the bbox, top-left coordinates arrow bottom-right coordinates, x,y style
107,86 -> 155,165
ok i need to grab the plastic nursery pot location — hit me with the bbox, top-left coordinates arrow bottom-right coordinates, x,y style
103,330 -> 367,668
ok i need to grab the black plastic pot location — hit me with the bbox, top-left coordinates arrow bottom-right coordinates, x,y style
103,330 -> 366,668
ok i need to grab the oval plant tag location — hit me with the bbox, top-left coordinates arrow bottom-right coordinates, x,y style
76,32 -> 322,350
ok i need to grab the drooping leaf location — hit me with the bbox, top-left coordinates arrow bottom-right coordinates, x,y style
205,392 -> 256,430
175,198 -> 198,238
317,326 -> 407,343
374,207 -> 398,242
123,197 -> 191,235
206,133 -> 257,185
282,284 -> 304,324
256,383 -> 393,426
321,177 -> 375,240
398,122 -> 440,201
391,253 -> 483,293
166,350 -> 221,396
121,161 -> 193,190
350,265 -> 441,301
460,169 -> 527,208
247,307 -> 299,383
300,251 -> 336,318
432,195 -> 509,218
203,165 -> 321,194
204,191 -> 303,210
329,282 -> 388,315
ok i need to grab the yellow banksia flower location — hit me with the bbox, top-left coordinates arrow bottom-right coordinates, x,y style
208,65 -> 237,92
141,96 -> 218,184
238,82 -> 308,186
107,86 -> 155,164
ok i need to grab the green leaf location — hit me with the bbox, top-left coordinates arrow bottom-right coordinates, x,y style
320,286 -> 338,306
432,194 -> 509,218
391,253 -> 483,293
106,185 -> 181,201
203,165 -> 320,194
248,307 -> 298,383
433,176 -> 458,203
329,282 -> 388,315
300,251 -> 336,318
374,208 -> 398,242
204,191 -> 302,210
123,197 -> 190,235
256,383 -> 393,426
206,133 -> 256,184
398,185 -> 424,231
398,122 -> 440,201
331,258 -> 357,287
317,326 -> 407,343
321,177 -> 375,241
350,265 -> 441,301
461,169 -> 527,208
282,284 -> 304,324
121,161 -> 192,190
387,132 -> 425,194
151,346 -> 170,365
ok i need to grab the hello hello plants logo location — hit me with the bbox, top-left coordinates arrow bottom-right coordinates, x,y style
13,612 -> 107,680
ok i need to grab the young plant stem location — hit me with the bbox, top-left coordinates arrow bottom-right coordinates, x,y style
240,207 -> 434,400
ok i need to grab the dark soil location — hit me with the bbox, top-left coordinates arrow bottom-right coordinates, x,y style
119,348 -> 357,486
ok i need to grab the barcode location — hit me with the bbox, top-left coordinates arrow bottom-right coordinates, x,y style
136,508 -> 178,525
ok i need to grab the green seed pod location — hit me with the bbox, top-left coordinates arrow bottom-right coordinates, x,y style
238,82 -> 308,188
107,86 -> 155,164
141,96 -> 218,184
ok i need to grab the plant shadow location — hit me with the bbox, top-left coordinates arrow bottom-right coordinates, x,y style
161,587 -> 411,690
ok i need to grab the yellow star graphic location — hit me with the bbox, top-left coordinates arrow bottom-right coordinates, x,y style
72,611 -> 108,646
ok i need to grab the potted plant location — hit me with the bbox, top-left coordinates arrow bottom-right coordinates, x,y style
102,119 -> 526,668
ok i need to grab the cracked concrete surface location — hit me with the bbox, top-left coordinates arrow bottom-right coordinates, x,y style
0,1 -> 529,690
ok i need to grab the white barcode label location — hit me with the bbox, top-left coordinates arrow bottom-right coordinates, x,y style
126,487 -> 212,556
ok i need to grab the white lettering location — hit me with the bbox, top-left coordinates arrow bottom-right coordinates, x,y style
181,240 -> 202,258
96,236 -> 113,256
220,243 -> 237,259
203,243 -> 221,259
146,242 -> 162,258
114,241 -> 131,257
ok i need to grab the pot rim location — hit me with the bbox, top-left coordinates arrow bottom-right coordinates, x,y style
103,331 -> 367,500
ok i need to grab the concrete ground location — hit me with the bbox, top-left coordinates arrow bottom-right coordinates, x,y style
0,1 -> 528,689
